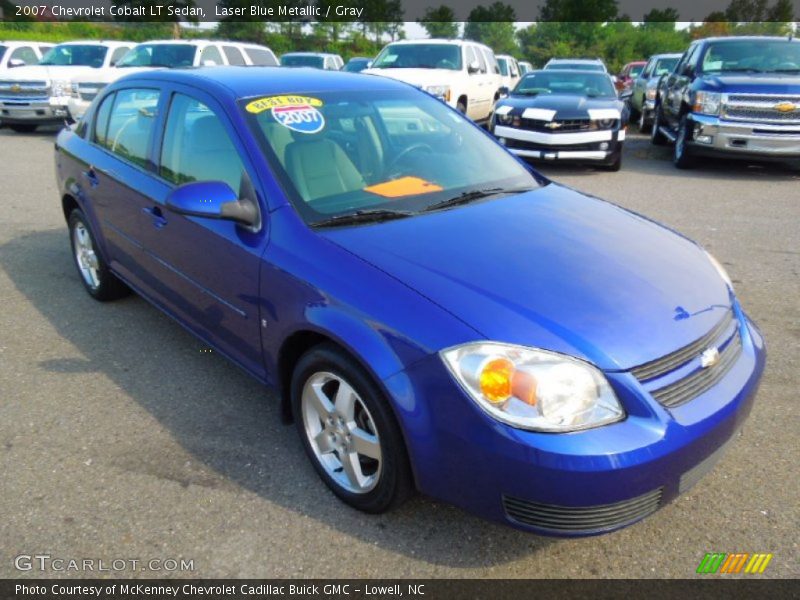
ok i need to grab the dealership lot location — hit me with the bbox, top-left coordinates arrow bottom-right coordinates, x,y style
0,126 -> 797,578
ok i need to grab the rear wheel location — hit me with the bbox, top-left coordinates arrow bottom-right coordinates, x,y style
68,209 -> 130,301
638,108 -> 651,133
9,124 -> 37,133
650,105 -> 667,146
673,115 -> 696,169
291,343 -> 413,513
601,149 -> 622,172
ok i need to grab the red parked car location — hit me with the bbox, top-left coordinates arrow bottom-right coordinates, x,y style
616,60 -> 646,91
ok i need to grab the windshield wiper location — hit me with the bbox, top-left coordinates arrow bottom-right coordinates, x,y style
765,68 -> 800,73
311,209 -> 414,228
422,187 -> 531,212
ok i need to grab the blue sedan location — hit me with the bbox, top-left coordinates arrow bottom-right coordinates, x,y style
54,67 -> 765,535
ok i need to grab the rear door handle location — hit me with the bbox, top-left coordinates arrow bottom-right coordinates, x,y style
142,206 -> 168,229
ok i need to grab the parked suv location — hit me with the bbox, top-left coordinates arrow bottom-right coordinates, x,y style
364,39 -> 503,123
629,53 -> 681,132
496,54 -> 521,90
0,41 -> 53,73
652,36 -> 800,168
280,52 -> 342,70
68,40 -> 278,120
0,40 -> 133,132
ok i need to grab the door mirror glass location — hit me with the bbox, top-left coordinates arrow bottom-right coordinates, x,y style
165,180 -> 255,227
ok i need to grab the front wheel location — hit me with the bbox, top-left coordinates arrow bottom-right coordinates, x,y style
291,343 -> 413,513
650,105 -> 667,146
673,115 -> 696,169
638,108 -> 651,133
68,209 -> 130,301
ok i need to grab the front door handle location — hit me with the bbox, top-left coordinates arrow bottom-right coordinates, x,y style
81,167 -> 99,188
142,206 -> 168,229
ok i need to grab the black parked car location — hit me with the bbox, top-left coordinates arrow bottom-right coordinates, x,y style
491,69 -> 628,171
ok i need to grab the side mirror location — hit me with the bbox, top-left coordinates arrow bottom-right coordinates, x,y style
498,86 -> 509,99
165,180 -> 259,227
682,64 -> 694,77
611,75 -> 618,83
467,60 -> 480,74
8,58 -> 26,68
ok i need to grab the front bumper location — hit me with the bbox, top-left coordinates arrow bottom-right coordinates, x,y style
688,113 -> 800,158
0,96 -> 70,124
382,312 -> 765,536
494,124 -> 624,162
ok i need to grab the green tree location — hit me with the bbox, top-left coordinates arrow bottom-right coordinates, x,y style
418,5 -> 458,39
539,0 -> 618,22
464,3 -> 517,55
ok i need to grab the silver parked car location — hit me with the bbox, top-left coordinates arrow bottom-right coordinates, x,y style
629,53 -> 681,132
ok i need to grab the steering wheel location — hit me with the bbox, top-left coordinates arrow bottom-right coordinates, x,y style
385,143 -> 434,178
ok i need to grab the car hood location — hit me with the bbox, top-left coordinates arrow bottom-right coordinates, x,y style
363,67 -> 462,88
72,66 -> 151,84
698,72 -> 800,94
497,94 -> 624,120
321,185 -> 730,371
2,64 -> 99,83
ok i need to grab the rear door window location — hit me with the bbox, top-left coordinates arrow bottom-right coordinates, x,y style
223,45 -> 246,66
244,47 -> 278,66
101,89 -> 160,168
93,92 -> 115,147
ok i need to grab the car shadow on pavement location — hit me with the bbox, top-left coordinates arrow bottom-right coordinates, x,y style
0,229 -> 556,568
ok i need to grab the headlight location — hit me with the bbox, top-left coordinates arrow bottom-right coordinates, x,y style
704,250 -> 733,290
441,342 -> 625,432
594,118 -> 616,129
423,84 -> 450,102
51,79 -> 70,97
646,88 -> 657,101
693,91 -> 722,116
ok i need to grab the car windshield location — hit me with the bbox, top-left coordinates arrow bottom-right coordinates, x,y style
241,90 -> 539,226
546,62 -> 604,72
371,44 -> 462,71
116,44 -> 197,68
497,58 -> 510,76
700,40 -> 800,73
513,71 -> 616,98
281,54 -> 324,68
654,57 -> 679,76
40,44 -> 107,67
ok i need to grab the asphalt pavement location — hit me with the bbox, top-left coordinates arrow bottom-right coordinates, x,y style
0,126 -> 797,578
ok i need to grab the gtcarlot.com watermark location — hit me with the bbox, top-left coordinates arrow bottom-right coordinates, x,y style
14,554 -> 194,573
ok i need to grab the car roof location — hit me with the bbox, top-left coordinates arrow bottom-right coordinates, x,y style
651,53 -> 683,58
52,40 -> 133,46
118,66 -> 412,98
282,52 -> 329,57
387,38 -> 491,50
527,69 -> 611,76
699,35 -> 799,43
548,58 -> 604,64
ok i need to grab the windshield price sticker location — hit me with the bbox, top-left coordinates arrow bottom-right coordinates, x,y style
246,95 -> 326,134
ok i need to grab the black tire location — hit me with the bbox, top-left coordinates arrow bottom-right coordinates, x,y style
601,149 -> 623,172
638,107 -> 651,134
9,124 -> 37,133
291,343 -> 414,513
456,99 -> 467,114
673,114 -> 696,169
628,102 -> 640,122
67,209 -> 130,301
650,104 -> 668,146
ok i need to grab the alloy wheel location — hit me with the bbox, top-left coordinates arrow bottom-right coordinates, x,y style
73,221 -> 101,290
301,371 -> 382,494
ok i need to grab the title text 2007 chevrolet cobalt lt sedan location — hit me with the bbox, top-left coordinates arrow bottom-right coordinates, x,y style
55,68 -> 765,535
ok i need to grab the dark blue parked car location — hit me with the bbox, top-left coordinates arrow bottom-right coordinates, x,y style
55,67 -> 765,535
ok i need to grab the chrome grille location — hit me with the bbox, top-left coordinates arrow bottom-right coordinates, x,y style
503,488 -> 662,533
0,80 -> 49,98
652,331 -> 742,408
631,311 -> 734,381
724,94 -> 800,124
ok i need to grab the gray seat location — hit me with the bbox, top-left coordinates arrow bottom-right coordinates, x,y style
284,136 -> 365,202
182,115 -> 243,191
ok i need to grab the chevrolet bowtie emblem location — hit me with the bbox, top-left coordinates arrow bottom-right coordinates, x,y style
700,347 -> 720,369
545,121 -> 562,129
774,102 -> 797,113
10,84 -> 21,93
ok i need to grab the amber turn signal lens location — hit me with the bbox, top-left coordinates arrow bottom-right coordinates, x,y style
479,358 -> 514,404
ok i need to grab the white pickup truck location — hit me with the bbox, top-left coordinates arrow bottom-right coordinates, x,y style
0,41 -> 54,73
0,41 -> 133,132
67,40 -> 279,121
364,39 -> 504,123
